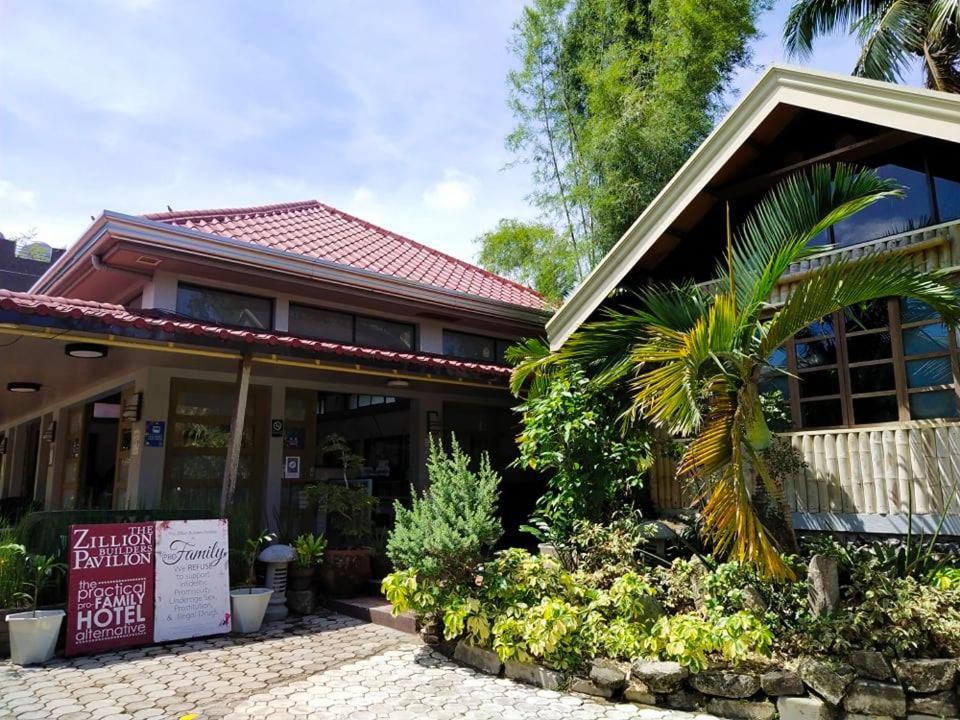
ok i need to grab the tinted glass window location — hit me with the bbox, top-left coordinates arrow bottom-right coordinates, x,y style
844,300 -> 889,332
903,324 -> 950,355
910,390 -> 959,420
796,338 -> 838,368
801,399 -> 843,428
289,305 -> 354,343
906,357 -> 953,388
356,317 -> 415,351
176,284 -> 272,329
901,298 -> 939,324
832,164 -> 933,246
850,363 -> 896,394
853,395 -> 899,424
846,332 -> 893,362
798,368 -> 840,398
444,331 -> 497,361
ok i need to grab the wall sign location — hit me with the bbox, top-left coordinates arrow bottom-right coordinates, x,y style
271,418 -> 284,437
284,455 -> 301,480
144,421 -> 165,448
154,519 -> 231,642
66,522 -> 155,656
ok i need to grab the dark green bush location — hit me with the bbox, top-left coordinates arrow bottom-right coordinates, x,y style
387,436 -> 502,584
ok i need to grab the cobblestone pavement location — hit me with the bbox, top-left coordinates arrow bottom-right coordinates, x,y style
0,612 -> 716,720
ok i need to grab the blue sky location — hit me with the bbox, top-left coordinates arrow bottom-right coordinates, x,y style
0,0 -> 923,263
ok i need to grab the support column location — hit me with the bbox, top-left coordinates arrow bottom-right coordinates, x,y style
220,354 -> 253,516
264,382 -> 285,531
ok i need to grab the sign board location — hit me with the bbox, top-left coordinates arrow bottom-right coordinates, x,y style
284,455 -> 301,479
144,421 -> 165,448
154,519 -> 231,642
66,522 -> 155,656
271,418 -> 284,437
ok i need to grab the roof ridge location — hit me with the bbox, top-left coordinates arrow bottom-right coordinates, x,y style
143,199 -> 320,222
312,200 -> 545,300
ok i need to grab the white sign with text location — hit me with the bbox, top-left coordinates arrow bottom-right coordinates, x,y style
153,519 -> 231,642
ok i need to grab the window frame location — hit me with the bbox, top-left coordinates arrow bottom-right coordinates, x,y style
175,282 -> 274,330
776,299 -> 960,430
288,302 -> 417,352
442,329 -> 513,363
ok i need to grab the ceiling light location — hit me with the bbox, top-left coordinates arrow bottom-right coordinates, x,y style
65,343 -> 108,359
7,382 -> 41,393
386,379 -> 410,388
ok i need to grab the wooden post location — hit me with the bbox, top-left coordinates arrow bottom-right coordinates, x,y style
220,353 -> 253,517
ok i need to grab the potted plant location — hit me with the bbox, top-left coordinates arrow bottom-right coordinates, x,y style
229,530 -> 275,634
3,543 -> 66,665
305,434 -> 378,596
290,533 -> 326,592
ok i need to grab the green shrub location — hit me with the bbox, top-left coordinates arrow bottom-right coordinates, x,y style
387,436 -> 502,585
569,516 -> 658,589
0,533 -> 27,609
513,366 -> 654,540
642,611 -> 773,672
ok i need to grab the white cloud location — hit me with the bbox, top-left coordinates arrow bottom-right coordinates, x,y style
422,169 -> 478,212
0,179 -> 36,207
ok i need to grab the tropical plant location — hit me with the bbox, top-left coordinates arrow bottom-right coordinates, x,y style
234,530 -> 275,590
784,0 -> 960,93
514,164 -> 960,579
319,433 -> 365,486
1,544 -> 66,616
292,533 -> 327,569
387,436 -> 503,585
512,364 -> 655,540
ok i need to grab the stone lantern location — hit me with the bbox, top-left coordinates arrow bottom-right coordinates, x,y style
258,544 -> 297,622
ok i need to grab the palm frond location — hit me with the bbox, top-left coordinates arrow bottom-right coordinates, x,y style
854,0 -> 927,82
761,252 -> 960,358
784,0 -> 891,58
630,293 -> 740,435
929,0 -> 960,40
678,393 -> 735,479
506,337 -> 558,395
560,283 -> 710,389
721,164 -> 903,316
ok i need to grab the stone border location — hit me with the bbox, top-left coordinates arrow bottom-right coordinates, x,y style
441,640 -> 960,720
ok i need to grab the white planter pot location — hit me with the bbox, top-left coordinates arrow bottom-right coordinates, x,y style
6,609 -> 65,665
230,588 -> 273,634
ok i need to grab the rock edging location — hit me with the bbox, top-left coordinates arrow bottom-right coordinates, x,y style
445,640 -> 960,720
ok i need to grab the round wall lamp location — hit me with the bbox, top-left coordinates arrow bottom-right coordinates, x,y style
386,379 -> 410,388
65,343 -> 109,359
7,382 -> 41,393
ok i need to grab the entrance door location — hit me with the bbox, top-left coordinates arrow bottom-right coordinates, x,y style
163,378 -> 268,519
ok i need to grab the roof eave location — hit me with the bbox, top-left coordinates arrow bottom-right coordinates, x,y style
545,64 -> 960,350
35,211 -> 551,326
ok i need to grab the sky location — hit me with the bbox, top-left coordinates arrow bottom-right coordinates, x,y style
0,0 -> 926,264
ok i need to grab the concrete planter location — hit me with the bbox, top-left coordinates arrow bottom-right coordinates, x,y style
6,609 -> 65,665
287,565 -> 315,592
229,588 -> 273,634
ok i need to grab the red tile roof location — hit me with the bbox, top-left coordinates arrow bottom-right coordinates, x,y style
143,200 -> 545,310
0,289 -> 510,379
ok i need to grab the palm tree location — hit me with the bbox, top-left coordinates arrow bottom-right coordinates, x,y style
512,164 -> 960,579
783,0 -> 960,93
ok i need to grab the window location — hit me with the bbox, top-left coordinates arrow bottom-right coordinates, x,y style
832,164 -> 934,247
900,298 -> 959,420
288,305 -> 353,343
288,303 -> 415,351
176,283 -> 272,329
443,330 -> 512,363
768,298 -> 959,430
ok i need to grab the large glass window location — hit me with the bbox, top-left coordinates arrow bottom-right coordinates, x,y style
288,303 -> 415,351
775,298 -> 958,429
288,305 -> 354,343
443,330 -> 512,362
176,283 -> 272,329
832,164 -> 934,246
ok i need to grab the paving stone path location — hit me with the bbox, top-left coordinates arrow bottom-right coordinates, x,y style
0,612 -> 717,720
